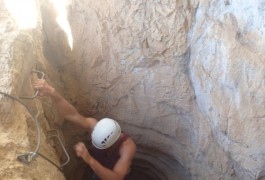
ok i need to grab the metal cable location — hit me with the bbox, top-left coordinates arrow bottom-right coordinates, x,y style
0,91 -> 68,173
37,152 -> 63,172
0,91 -> 40,156
19,70 -> 45,99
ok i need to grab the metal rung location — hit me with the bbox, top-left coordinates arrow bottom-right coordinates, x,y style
47,129 -> 70,168
20,70 -> 45,99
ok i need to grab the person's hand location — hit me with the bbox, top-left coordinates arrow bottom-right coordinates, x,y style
33,79 -> 54,96
74,142 -> 90,159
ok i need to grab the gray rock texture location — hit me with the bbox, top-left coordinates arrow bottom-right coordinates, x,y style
190,0 -> 265,179
1,0 -> 265,179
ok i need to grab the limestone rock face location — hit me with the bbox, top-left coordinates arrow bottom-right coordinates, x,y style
64,0 -> 265,179
2,0 -> 265,179
0,1 -> 65,180
190,0 -> 265,179
64,0 -> 233,179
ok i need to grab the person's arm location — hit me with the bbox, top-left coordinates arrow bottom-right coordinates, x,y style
34,79 -> 97,131
75,139 -> 136,180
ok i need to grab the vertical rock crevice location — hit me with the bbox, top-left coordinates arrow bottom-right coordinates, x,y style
2,0 -> 265,179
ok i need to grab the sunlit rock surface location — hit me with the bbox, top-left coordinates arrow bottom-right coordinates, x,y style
190,0 -> 265,179
2,0 -> 265,179
0,1 -> 65,179
59,0 -> 233,179
65,0 -> 265,179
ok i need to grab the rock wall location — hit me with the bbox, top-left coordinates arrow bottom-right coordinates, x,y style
0,1 -> 65,179
64,0 -> 265,179
190,0 -> 265,179
2,0 -> 265,179
63,0 -> 234,179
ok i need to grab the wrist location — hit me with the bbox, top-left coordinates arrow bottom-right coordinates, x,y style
48,87 -> 56,96
84,153 -> 94,165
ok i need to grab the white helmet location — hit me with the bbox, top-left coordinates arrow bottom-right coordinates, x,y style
91,118 -> 121,149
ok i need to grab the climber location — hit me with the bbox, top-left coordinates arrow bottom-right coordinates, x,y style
33,79 -> 136,180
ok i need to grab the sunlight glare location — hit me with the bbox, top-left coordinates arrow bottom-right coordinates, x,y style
4,0 -> 37,29
51,0 -> 73,50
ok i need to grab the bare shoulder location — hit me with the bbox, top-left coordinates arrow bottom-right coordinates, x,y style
112,137 -> 136,178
